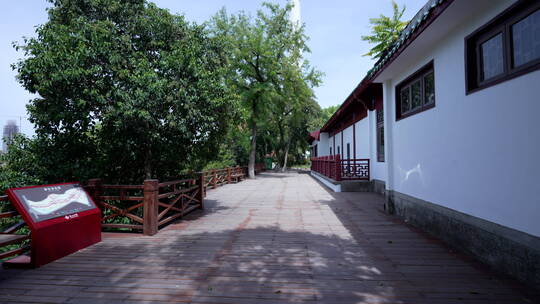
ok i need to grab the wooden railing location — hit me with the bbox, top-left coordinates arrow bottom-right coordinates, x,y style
310,155 -> 342,181
199,164 -> 265,196
200,166 -> 246,197
311,155 -> 370,181
255,163 -> 266,173
340,158 -> 370,180
0,195 -> 30,260
86,164 -> 265,235
86,177 -> 204,236
0,163 -> 266,263
157,178 -> 203,231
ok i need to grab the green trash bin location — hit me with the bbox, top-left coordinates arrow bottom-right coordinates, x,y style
264,157 -> 273,170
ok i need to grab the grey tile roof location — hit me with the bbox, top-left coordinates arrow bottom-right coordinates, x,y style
366,0 -> 449,78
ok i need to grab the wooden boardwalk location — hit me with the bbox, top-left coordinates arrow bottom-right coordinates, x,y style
0,172 -> 538,304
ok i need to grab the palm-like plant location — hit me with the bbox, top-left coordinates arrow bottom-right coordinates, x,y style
362,1 -> 408,59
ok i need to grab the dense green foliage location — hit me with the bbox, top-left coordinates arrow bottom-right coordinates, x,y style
0,137 -> 43,196
308,105 -> 339,131
210,3 -> 322,174
361,1 -> 408,59
0,137 -> 35,256
12,0 -> 237,184
1,0 -> 325,194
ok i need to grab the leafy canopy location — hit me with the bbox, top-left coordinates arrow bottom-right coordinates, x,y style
12,0 -> 237,183
210,2 -> 322,175
308,105 -> 338,131
361,1 -> 408,59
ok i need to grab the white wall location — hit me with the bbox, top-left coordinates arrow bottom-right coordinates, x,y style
383,0 -> 540,237
319,119 -> 370,160
310,140 -> 318,157
354,119 -> 370,159
328,134 -> 334,155
329,132 -> 343,157
336,132 -> 342,157
368,111 -> 387,182
317,132 -> 330,157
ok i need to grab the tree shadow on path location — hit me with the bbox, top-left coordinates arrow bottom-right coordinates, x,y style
0,172 -> 538,304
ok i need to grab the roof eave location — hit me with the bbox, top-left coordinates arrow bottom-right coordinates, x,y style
320,0 -> 456,133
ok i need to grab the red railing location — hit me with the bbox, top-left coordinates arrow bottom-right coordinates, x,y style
340,158 -> 370,180
310,155 -> 342,181
85,164 -> 266,235
311,155 -> 370,181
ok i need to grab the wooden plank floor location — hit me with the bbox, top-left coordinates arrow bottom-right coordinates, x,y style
0,172 -> 538,303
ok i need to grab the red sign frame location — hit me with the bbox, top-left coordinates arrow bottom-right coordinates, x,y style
6,182 -> 101,267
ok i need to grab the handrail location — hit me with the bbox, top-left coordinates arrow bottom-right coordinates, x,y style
84,164 -> 265,236
311,155 -> 369,181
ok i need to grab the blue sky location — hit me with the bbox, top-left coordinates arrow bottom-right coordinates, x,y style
0,0 -> 427,136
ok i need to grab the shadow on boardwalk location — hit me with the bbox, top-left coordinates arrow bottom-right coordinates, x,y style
0,172 -> 538,304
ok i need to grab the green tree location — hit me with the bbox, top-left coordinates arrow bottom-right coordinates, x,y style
308,105 -> 338,131
272,67 -> 320,171
361,1 -> 408,59
13,0 -> 237,183
210,3 -> 320,178
0,136 -> 43,195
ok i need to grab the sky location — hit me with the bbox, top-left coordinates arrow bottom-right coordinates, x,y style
0,0 -> 428,137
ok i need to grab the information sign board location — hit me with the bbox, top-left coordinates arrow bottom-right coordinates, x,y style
7,183 -> 101,267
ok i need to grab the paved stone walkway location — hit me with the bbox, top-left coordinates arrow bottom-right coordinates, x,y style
0,172 -> 538,303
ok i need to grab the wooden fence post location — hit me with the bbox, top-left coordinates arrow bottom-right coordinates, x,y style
227,167 -> 232,184
201,171 -> 207,197
143,179 -> 159,236
197,174 -> 205,210
212,169 -> 217,189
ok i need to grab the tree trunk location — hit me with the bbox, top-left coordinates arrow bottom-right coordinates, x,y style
144,146 -> 153,180
280,137 -> 291,172
277,122 -> 285,169
248,122 -> 257,179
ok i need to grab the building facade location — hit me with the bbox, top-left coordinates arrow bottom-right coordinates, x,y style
2,120 -> 19,153
310,0 -> 540,288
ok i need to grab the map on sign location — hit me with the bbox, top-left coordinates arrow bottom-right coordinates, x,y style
12,184 -> 97,223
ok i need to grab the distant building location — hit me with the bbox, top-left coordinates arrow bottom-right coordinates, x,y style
2,120 -> 19,152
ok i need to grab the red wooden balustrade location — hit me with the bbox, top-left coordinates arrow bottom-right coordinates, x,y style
311,155 -> 370,181
86,164 -> 265,236
0,163 -> 266,263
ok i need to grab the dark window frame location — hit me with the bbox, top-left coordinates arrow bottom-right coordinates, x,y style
376,109 -> 385,162
476,31 -> 506,84
465,0 -> 540,94
395,61 -> 436,121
